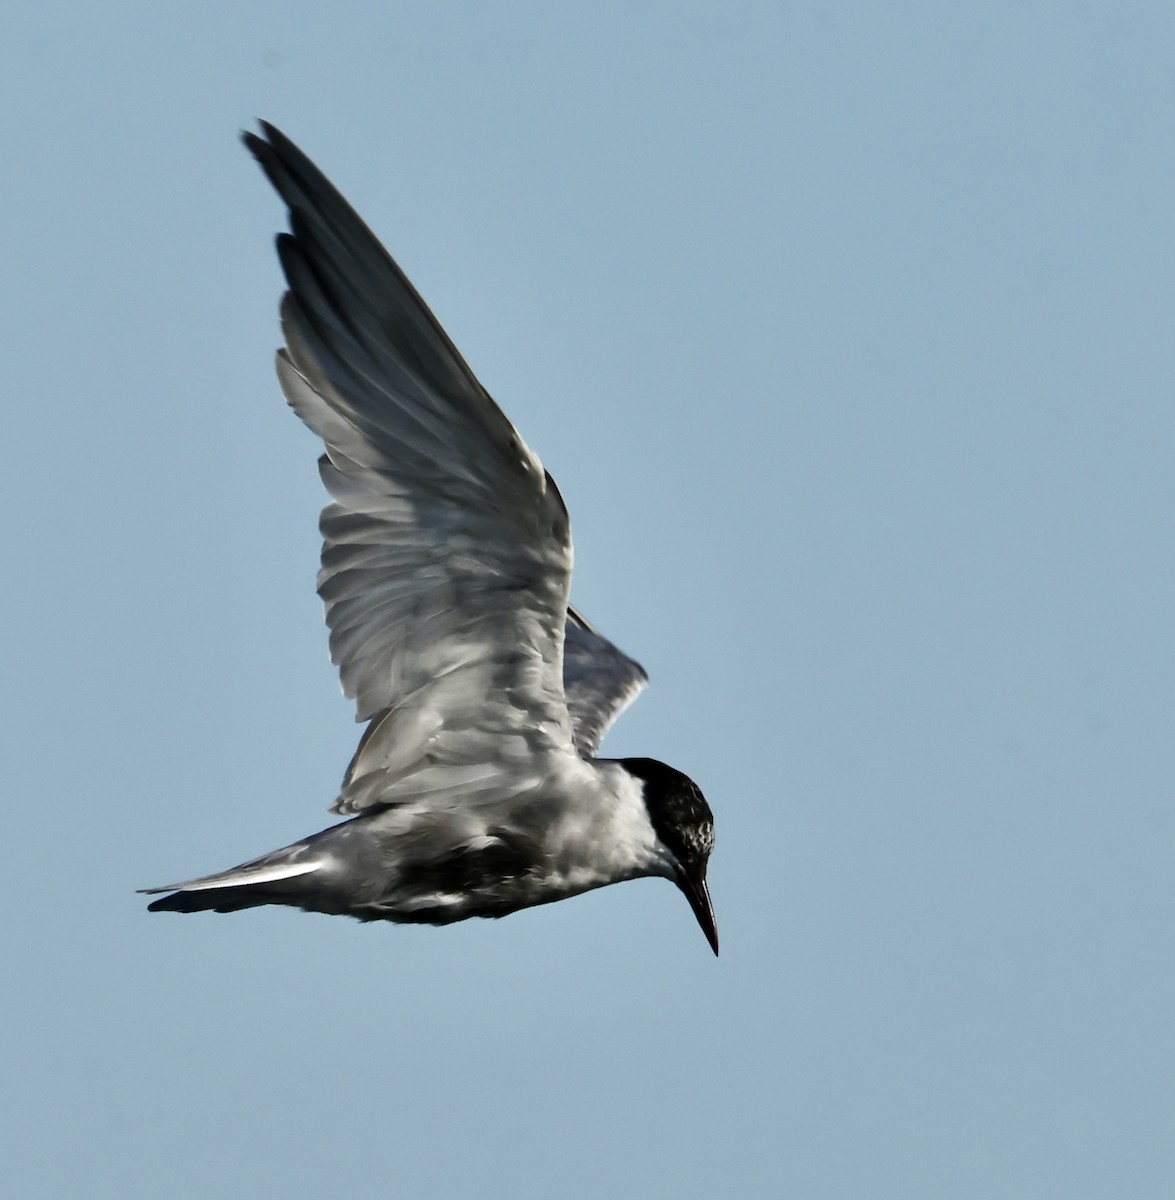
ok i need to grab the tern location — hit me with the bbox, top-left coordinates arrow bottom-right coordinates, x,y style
141,123 -> 718,955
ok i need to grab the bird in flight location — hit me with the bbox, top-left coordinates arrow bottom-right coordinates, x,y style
141,123 -> 718,955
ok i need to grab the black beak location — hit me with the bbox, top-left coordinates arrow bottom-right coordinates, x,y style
678,871 -> 719,956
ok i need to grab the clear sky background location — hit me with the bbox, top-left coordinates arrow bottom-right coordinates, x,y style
3,3 -> 1173,1197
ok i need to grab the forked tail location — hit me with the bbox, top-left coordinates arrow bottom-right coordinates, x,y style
140,856 -> 323,914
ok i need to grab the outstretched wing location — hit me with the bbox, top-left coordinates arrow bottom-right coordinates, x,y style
562,608 -> 649,758
245,123 -> 576,812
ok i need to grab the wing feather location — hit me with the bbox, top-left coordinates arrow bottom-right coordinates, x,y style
562,608 -> 649,757
245,124 -> 576,812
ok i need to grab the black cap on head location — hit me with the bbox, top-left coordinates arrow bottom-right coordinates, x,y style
621,758 -> 718,955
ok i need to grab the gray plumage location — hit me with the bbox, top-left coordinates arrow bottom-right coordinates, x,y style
562,607 -> 649,758
141,123 -> 717,955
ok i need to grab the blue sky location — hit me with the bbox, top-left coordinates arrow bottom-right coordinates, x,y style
4,3 -> 1174,1196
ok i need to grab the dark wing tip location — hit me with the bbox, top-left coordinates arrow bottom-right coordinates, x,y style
241,121 -> 293,197
240,119 -> 277,161
241,120 -> 317,197
242,119 -> 288,152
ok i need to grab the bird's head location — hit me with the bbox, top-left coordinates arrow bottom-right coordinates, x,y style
621,757 -> 718,956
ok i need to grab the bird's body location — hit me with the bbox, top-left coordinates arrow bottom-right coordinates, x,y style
142,124 -> 717,954
148,755 -> 669,924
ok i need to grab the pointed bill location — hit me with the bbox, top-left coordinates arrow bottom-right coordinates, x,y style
679,873 -> 719,956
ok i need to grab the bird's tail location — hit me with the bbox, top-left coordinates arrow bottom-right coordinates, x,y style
140,852 -> 324,914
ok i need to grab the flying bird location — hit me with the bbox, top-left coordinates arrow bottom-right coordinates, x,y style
141,123 -> 717,954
